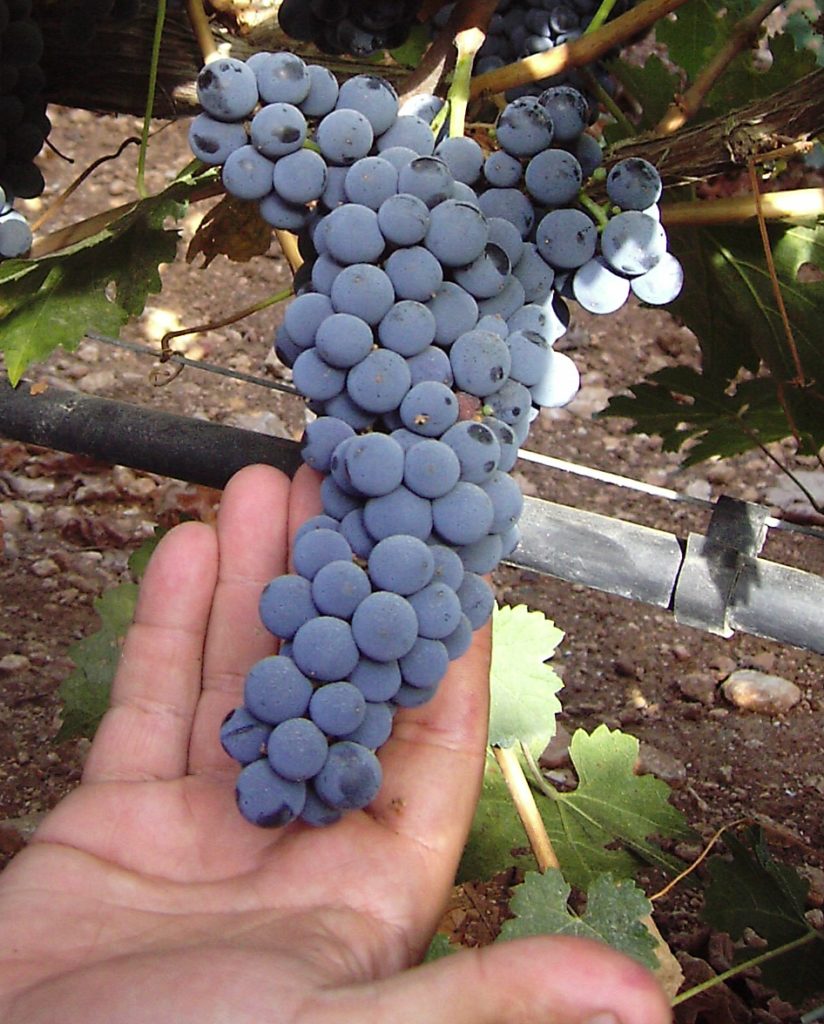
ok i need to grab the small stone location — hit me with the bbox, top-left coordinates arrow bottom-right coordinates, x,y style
636,742 -> 687,787
539,723 -> 572,770
710,655 -> 737,680
30,557 -> 59,578
672,643 -> 691,662
614,657 -> 638,679
677,671 -> 717,705
722,669 -> 801,715
78,369 -> 117,393
746,652 -> 776,673
707,462 -> 736,485
0,653 -> 31,674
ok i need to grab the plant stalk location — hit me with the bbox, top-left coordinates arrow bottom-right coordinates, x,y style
656,0 -> 786,134
671,931 -> 819,1007
450,27 -> 487,137
493,744 -> 560,872
136,0 -> 167,199
661,188 -> 824,226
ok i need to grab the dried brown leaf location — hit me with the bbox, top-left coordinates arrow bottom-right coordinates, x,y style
187,196 -> 272,267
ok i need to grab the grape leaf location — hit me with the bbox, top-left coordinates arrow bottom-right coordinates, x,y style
424,933 -> 455,961
457,755 -> 536,883
703,827 -> 824,1003
499,869 -> 658,970
656,1 -> 751,83
703,32 -> 817,117
605,220 -> 824,463
489,603 -> 563,758
668,221 -> 824,387
538,726 -> 692,889
605,54 -> 681,136
56,582 -> 139,741
786,9 -> 823,66
601,369 -> 824,466
56,532 -> 162,741
0,185 -> 190,384
186,195 -> 273,267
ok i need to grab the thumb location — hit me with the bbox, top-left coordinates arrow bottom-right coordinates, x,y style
316,935 -> 672,1024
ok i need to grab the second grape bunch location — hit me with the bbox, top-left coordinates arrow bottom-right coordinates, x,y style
190,51 -> 682,829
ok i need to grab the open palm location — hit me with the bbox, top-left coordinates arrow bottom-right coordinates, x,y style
0,464 -> 668,1024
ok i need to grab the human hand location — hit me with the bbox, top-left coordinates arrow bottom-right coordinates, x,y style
0,463 -> 670,1024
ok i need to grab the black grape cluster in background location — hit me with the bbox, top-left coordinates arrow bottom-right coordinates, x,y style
277,0 -> 424,57
460,0 -> 637,101
190,51 -> 682,830
0,0 -> 50,258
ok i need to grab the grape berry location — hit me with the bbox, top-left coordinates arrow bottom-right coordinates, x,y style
193,52 -> 683,829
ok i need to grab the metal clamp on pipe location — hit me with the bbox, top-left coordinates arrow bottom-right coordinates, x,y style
673,495 -> 770,637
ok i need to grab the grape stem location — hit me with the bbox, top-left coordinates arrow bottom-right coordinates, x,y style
493,744 -> 560,872
158,286 -> 294,361
660,187 -> 824,226
401,0 -> 500,99
585,0 -> 620,36
470,0 -> 692,98
136,0 -> 167,200
276,230 -> 303,274
656,0 -> 787,135
578,191 -> 610,229
449,27 -> 487,138
671,931 -> 819,1008
187,0 -> 218,63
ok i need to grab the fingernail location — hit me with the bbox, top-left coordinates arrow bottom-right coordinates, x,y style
584,1014 -> 620,1024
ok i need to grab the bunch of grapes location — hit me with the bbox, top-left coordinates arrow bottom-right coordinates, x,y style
0,0 -> 50,259
277,0 -> 423,58
189,52 -> 682,827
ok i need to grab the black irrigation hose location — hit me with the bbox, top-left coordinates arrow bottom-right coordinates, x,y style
0,378 -> 303,488
1,379 -> 823,654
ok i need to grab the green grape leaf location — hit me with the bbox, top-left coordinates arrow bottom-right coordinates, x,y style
56,582 -> 139,741
786,9 -> 823,66
668,221 -> 824,387
424,933 -> 456,962
703,827 -> 824,1003
127,527 -> 167,579
603,219 -> 824,463
539,726 -> 692,889
457,754 -> 536,883
56,532 -> 163,741
604,54 -> 681,134
704,32 -> 817,117
601,369 -> 824,466
656,1 -> 750,83
499,869 -> 658,970
489,604 -> 564,758
0,185 -> 190,384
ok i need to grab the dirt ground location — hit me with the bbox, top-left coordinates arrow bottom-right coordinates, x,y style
1,105 -> 823,1018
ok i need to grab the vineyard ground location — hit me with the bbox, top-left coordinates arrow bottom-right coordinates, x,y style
1,105 -> 823,1016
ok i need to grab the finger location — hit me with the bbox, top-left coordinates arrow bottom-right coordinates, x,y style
317,936 -> 671,1024
82,521 -> 219,783
367,619 -> 493,907
287,462 -> 324,554
188,464 -> 294,775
